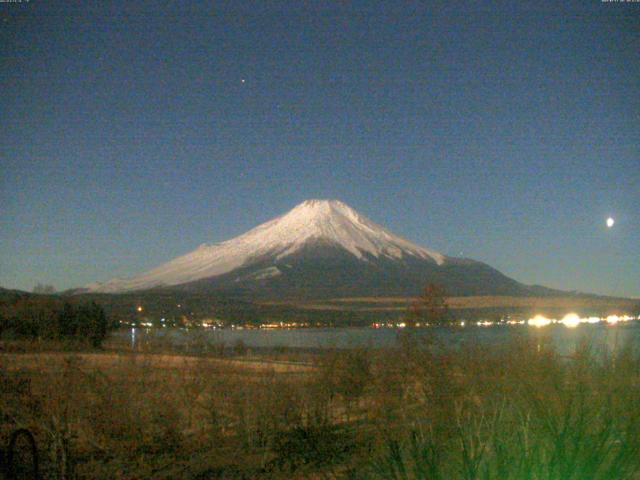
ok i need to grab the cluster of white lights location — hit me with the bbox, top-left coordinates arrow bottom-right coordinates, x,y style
526,313 -> 637,329
528,315 -> 553,328
369,314 -> 639,330
459,314 -> 638,328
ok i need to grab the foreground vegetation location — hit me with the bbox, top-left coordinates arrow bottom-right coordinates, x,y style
2,330 -> 640,479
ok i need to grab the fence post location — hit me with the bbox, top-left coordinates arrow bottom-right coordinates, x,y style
7,428 -> 39,480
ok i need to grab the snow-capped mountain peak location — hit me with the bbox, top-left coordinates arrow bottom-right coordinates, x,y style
261,199 -> 444,262
86,199 -> 445,293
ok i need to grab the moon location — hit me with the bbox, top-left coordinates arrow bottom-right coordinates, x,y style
606,217 -> 615,228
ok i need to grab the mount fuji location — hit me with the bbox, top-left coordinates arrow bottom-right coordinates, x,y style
85,199 -> 541,298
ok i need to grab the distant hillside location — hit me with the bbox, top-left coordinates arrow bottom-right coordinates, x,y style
0,286 -> 32,301
68,289 -> 639,327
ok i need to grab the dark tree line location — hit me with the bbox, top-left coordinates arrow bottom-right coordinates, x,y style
0,297 -> 113,347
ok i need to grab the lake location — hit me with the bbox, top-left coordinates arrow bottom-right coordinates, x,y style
118,320 -> 640,355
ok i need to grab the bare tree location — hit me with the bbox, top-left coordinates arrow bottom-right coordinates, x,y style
407,283 -> 449,326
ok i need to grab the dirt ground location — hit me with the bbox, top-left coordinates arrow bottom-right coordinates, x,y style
1,351 -> 315,373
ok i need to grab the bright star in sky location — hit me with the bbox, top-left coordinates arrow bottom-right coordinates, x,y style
606,217 -> 615,228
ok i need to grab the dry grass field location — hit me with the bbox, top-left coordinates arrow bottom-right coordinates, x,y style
1,351 -> 315,374
3,333 -> 640,479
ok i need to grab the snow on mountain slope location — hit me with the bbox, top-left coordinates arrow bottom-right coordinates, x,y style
86,199 -> 446,293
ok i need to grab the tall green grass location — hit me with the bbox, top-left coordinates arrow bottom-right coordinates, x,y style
363,336 -> 640,479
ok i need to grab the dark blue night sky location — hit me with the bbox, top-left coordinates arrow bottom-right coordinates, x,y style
1,1 -> 638,296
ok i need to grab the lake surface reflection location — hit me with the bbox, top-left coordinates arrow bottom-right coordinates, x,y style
117,322 -> 640,355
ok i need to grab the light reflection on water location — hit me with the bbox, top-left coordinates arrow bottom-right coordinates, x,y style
121,322 -> 640,355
